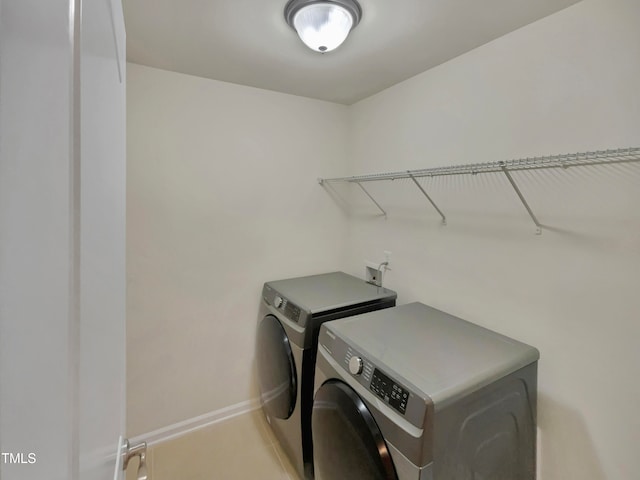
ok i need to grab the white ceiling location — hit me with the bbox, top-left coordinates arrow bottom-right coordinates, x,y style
124,0 -> 581,105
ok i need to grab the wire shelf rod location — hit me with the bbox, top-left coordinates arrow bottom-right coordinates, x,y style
318,147 -> 640,184
356,182 -> 387,217
407,172 -> 447,225
499,163 -> 542,235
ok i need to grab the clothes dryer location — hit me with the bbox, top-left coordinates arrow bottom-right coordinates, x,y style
256,272 -> 397,479
312,302 -> 539,480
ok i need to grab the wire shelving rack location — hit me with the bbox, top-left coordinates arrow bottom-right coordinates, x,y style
318,147 -> 640,234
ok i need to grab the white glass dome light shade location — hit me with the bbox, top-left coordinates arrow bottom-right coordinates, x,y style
284,0 -> 362,53
293,3 -> 353,53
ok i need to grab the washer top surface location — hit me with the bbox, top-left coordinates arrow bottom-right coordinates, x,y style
324,302 -> 539,406
266,272 -> 396,316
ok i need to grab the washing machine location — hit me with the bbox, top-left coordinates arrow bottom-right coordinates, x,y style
312,302 -> 539,480
256,272 -> 397,479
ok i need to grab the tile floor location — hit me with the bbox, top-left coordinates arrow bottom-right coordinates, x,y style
126,410 -> 300,480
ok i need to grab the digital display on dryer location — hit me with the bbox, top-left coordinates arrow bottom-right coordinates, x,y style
370,368 -> 409,415
284,302 -> 301,323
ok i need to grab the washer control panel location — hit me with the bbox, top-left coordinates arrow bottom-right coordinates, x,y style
345,347 -> 375,384
344,347 -> 410,416
319,325 -> 429,430
370,368 -> 409,415
348,356 -> 364,375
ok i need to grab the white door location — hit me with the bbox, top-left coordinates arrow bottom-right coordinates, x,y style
0,1 -> 126,479
79,0 -> 127,478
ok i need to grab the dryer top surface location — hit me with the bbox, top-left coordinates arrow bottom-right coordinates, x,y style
265,272 -> 396,315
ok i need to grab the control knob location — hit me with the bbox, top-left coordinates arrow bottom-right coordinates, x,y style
349,356 -> 364,376
274,296 -> 283,308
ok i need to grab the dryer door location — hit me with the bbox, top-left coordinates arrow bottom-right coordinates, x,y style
256,315 -> 297,419
312,380 -> 398,480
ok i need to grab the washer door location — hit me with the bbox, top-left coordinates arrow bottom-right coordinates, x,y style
256,315 -> 297,419
312,380 -> 398,480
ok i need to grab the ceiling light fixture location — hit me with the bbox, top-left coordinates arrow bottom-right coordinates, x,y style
284,0 -> 362,53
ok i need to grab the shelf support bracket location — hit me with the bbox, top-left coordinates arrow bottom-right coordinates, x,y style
407,172 -> 446,225
356,182 -> 387,217
499,163 -> 542,235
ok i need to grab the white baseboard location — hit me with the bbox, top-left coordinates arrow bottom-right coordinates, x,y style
130,398 -> 261,447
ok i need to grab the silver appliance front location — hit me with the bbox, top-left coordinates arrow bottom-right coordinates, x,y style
256,272 -> 398,479
312,302 -> 539,480
256,302 -> 306,478
313,345 -> 426,480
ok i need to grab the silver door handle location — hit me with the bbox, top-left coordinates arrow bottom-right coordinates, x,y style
122,439 -> 149,480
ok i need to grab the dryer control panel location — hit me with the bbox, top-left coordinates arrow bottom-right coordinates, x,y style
263,285 -> 302,324
319,326 -> 429,430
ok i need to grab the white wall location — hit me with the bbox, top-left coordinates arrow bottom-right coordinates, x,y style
126,64 -> 350,436
345,1 -> 640,479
